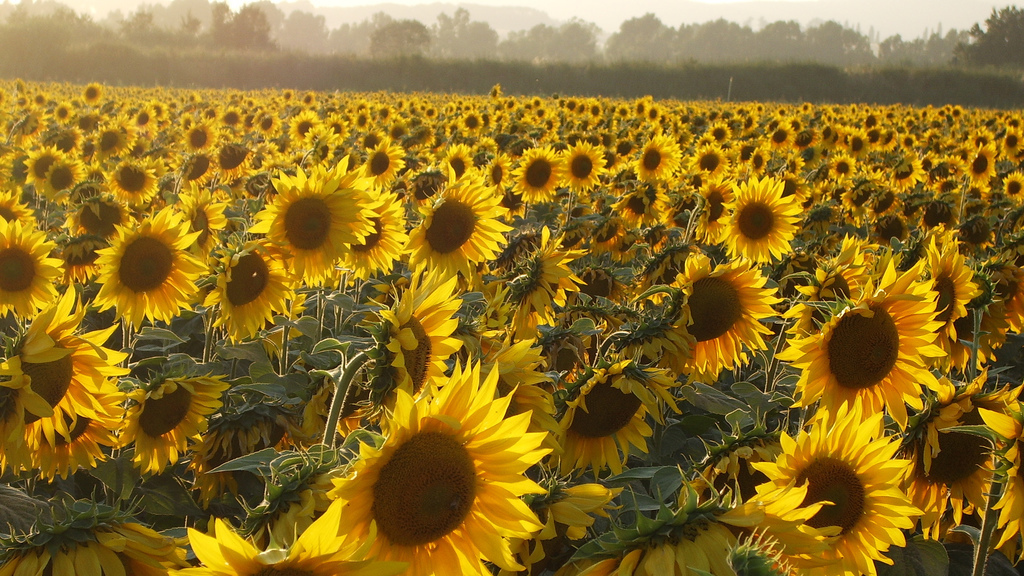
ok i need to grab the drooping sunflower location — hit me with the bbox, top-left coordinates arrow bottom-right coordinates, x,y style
779,258 -> 945,429
363,138 -> 406,189
0,219 -> 61,319
512,145 -> 565,204
695,176 -> 734,244
558,360 -> 678,476
0,189 -> 34,226
70,196 -> 129,239
374,273 -> 463,403
204,240 -> 295,342
176,505 -> 406,576
327,362 -> 550,576
121,373 -> 230,475
507,227 -> 584,339
753,406 -> 920,576
343,190 -> 409,281
560,141 -> 607,193
214,142 -> 252,181
724,176 -> 801,264
406,179 -> 510,279
635,133 -> 683,183
903,373 -> 1018,538
925,231 -> 982,371
94,206 -> 205,328
676,253 -> 780,383
979,402 -> 1024,562
249,159 -> 375,287
27,384 -> 124,481
0,500 -> 187,576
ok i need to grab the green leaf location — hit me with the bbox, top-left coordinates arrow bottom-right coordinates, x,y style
605,466 -> 669,483
135,327 -> 186,344
207,447 -> 279,475
876,535 -> 948,576
729,381 -> 774,413
650,467 -> 683,501
218,341 -> 270,363
682,383 -> 748,415
312,338 -> 348,354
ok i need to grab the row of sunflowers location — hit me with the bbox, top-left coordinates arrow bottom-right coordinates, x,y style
1,79 -> 1024,576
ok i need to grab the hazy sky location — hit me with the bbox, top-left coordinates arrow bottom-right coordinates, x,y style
82,0 -> 1007,39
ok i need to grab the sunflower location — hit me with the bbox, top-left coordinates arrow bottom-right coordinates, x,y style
1003,171 -> 1024,205
376,273 -> 463,402
41,155 -> 84,202
363,138 -> 406,189
94,206 -> 204,328
724,176 -> 801,264
327,362 -> 549,576
249,158 -> 375,286
613,183 -> 669,229
108,158 -> 160,206
635,134 -> 683,183
182,119 -> 219,153
690,143 -> 731,179
752,406 -> 920,576
214,142 -> 252,181
781,257 -> 946,429
512,145 -> 564,204
561,141 -> 607,193
343,190 -> 409,281
979,402 -> 1024,562
82,82 -> 103,104
966,143 -> 997,189
0,189 -> 34,226
559,360 -> 678,476
487,151 -> 512,190
694,176 -> 734,244
441,142 -> 475,181
925,231 -> 981,371
0,501 -> 187,576
178,183 -> 228,257
0,219 -> 61,318
94,119 -> 136,160
24,145 -> 66,191
903,373 -> 1017,538
676,253 -> 780,383
26,384 -> 124,481
177,152 -> 216,187
507,227 -> 584,339
121,373 -> 230,475
406,178 -> 510,279
70,195 -> 129,239
204,240 -> 295,342
176,506 -> 405,576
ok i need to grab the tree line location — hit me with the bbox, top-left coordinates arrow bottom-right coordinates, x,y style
0,0 -> 1022,69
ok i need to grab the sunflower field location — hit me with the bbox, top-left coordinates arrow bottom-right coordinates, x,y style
1,78 -> 1024,576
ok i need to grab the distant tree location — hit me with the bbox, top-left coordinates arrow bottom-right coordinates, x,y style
955,6 -> 1024,67
277,10 -> 330,53
499,19 -> 599,63
120,9 -> 156,43
431,8 -> 498,60
327,18 -> 376,55
209,2 -> 275,51
499,23 -> 558,62
754,20 -> 804,61
804,20 -> 874,65
604,13 -> 675,63
370,18 -> 431,58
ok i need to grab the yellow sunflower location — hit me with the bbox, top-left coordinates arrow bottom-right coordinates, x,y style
176,505 -> 406,576
363,138 -> 406,189
327,362 -> 550,576
980,402 -> 1024,562
904,373 -> 1018,538
1,220 -> 61,320
724,176 -> 801,264
27,384 -> 124,481
695,176 -> 734,244
753,405 -> 920,576
925,231 -> 982,371
205,241 -> 295,342
94,206 -> 205,328
966,143 -> 997,189
406,178 -> 510,279
343,190 -> 409,281
779,259 -> 945,429
182,118 -> 219,153
507,227 -> 584,339
378,273 -> 463,401
690,143 -> 731,179
635,133 -> 683,183
558,360 -> 678,476
178,183 -> 229,258
0,189 -> 34,226
59,235 -> 107,285
107,158 -> 160,206
560,141 -> 607,192
512,145 -> 565,204
676,253 -> 780,383
70,196 -> 129,239
249,158 -> 375,287
122,373 -> 230,476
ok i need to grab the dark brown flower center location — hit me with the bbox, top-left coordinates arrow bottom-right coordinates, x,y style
226,253 -> 270,307
525,158 -> 553,189
569,376 -> 642,438
972,154 -> 989,176
373,431 -> 476,546
799,456 -> 865,535
32,156 -> 56,179
921,409 -> 989,485
688,276 -> 743,342
425,200 -> 475,254
118,236 -> 174,293
116,165 -> 147,194
400,317 -> 431,394
933,275 -> 957,325
642,148 -> 662,172
353,218 -> 383,253
189,128 -> 208,149
139,383 -> 193,437
185,155 -> 211,182
283,197 -> 331,250
570,154 -> 593,179
737,201 -> 775,241
0,247 -> 36,292
48,165 -> 74,191
827,306 -> 899,390
218,144 -> 249,172
369,150 -> 391,176
699,152 -> 720,172
80,201 -> 122,237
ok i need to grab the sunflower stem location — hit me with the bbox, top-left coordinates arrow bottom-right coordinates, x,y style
279,325 -> 291,375
764,321 -> 789,394
968,306 -> 982,383
324,350 -> 371,448
971,471 -> 1004,576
